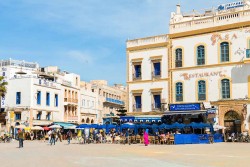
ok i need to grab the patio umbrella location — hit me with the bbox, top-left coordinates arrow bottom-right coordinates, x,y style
65,125 -> 76,129
43,127 -> 50,131
31,126 -> 44,130
49,125 -> 62,129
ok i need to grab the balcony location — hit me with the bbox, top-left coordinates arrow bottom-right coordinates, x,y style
152,103 -> 161,111
133,104 -> 142,112
132,73 -> 142,81
105,98 -> 125,106
170,7 -> 250,34
152,71 -> 161,79
64,98 -> 78,105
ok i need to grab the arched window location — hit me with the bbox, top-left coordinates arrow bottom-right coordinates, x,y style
198,80 -> 206,101
220,42 -> 229,62
176,82 -> 183,102
221,79 -> 230,99
175,48 -> 182,67
197,45 -> 205,65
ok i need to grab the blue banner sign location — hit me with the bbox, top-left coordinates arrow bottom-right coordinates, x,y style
170,103 -> 201,111
218,1 -> 244,11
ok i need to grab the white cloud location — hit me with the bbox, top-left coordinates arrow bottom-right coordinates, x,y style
66,50 -> 93,64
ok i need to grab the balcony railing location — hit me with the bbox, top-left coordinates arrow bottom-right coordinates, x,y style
152,103 -> 161,111
176,95 -> 183,102
152,71 -> 161,79
175,60 -> 182,68
198,94 -> 206,101
132,73 -> 142,81
64,98 -> 78,104
106,98 -> 125,105
133,104 -> 142,112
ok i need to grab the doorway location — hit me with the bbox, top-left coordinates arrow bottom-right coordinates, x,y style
224,111 -> 241,133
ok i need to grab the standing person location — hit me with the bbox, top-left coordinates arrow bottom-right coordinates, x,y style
30,131 -> 34,141
48,130 -> 52,144
18,129 -> 24,148
57,130 -> 62,142
50,130 -> 56,145
125,129 -> 130,145
66,130 -> 72,144
144,129 -> 149,146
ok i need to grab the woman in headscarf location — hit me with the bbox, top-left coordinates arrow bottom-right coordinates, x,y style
143,129 -> 149,146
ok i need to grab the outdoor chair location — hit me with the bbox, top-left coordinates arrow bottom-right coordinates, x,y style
136,135 -> 142,144
169,136 -> 175,145
106,136 -> 112,144
130,136 -> 136,144
160,135 -> 166,144
114,136 -> 120,144
154,136 -> 159,144
149,136 -> 155,144
119,136 -> 126,144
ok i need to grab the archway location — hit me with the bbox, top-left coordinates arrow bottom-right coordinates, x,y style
81,119 -> 85,123
91,119 -> 94,124
86,118 -> 90,124
224,110 -> 241,133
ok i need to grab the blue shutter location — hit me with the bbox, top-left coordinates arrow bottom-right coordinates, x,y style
135,96 -> 141,109
154,63 -> 161,76
154,95 -> 161,108
55,94 -> 58,107
46,93 -> 50,106
16,92 -> 21,104
135,65 -> 141,78
37,91 -> 41,105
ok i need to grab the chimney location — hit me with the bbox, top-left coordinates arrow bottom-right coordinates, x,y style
176,4 -> 181,15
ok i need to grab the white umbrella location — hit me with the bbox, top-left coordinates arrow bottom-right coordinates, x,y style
213,125 -> 226,130
31,126 -> 44,130
49,125 -> 62,129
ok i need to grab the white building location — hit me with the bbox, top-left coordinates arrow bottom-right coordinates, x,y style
126,35 -> 169,113
80,81 -> 98,124
0,59 -> 81,131
126,1 -> 250,133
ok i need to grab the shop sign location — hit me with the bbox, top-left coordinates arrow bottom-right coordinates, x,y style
211,33 -> 237,45
218,1 -> 244,11
169,103 -> 201,111
180,70 -> 226,80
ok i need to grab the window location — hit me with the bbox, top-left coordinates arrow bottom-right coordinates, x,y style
153,94 -> 161,109
37,91 -> 41,105
37,112 -> 42,120
16,92 -> 21,105
15,113 -> 21,120
55,94 -> 58,107
246,49 -> 250,58
153,62 -> 161,78
220,42 -> 229,62
176,82 -> 183,102
198,80 -> 206,101
134,96 -> 142,109
221,79 -> 230,99
175,48 -> 182,67
197,45 -> 205,65
46,92 -> 50,106
134,64 -> 141,79
46,112 -> 51,121
2,72 -> 5,76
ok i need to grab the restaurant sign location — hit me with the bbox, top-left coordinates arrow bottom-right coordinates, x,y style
170,103 -> 201,111
218,1 -> 244,11
180,70 -> 226,80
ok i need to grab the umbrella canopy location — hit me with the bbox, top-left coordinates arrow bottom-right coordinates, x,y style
65,125 -> 77,130
171,122 -> 185,129
31,126 -> 44,130
43,127 -> 50,131
49,125 -> 62,129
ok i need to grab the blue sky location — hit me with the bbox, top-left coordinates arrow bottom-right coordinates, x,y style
0,0 -> 233,85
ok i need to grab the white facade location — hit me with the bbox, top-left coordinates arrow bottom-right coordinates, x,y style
80,81 -> 98,124
127,35 -> 169,113
169,1 -> 250,132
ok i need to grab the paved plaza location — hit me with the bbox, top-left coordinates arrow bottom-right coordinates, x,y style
0,141 -> 250,167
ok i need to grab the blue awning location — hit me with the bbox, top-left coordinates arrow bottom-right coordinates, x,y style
119,116 -> 135,122
134,116 -> 161,123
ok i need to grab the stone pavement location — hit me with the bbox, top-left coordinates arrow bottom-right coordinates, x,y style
0,140 -> 250,167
